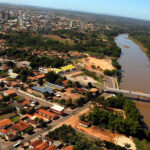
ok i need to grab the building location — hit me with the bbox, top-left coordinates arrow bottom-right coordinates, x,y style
61,145 -> 74,150
0,119 -> 13,129
29,139 -> 42,149
79,121 -> 91,128
12,120 -> 31,133
38,109 -> 59,120
50,104 -> 64,115
3,90 -> 16,96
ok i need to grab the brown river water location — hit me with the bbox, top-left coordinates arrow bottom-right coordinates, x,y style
115,34 -> 150,129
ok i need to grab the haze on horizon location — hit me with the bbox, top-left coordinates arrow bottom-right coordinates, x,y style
0,0 -> 150,21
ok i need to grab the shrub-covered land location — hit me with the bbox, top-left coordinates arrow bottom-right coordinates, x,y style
47,125 -> 126,150
87,94 -> 150,139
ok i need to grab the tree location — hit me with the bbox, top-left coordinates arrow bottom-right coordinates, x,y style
45,71 -> 59,83
85,91 -> 93,101
5,61 -> 15,68
20,108 -> 26,115
25,127 -> 33,134
0,82 -> 4,88
88,82 -> 92,89
65,98 -> 72,107
38,78 -> 43,86
73,81 -> 81,88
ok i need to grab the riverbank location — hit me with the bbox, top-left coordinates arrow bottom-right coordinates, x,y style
116,34 -> 150,129
129,36 -> 150,58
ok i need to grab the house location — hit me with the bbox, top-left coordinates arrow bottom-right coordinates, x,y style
0,128 -> 18,141
61,145 -> 74,150
50,104 -> 64,115
62,80 -> 69,86
12,120 -> 31,133
45,145 -> 57,150
38,109 -> 59,120
8,72 -> 18,79
0,119 -> 13,129
34,74 -> 45,80
89,88 -> 99,95
0,77 -> 8,83
33,113 -> 50,122
53,141 -> 62,148
34,142 -> 49,150
29,139 -> 42,149
27,76 -> 36,81
79,121 -> 91,128
3,90 -> 16,96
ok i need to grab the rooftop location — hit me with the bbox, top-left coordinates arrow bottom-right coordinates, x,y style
12,120 -> 31,132
51,104 -> 64,112
0,119 -> 13,128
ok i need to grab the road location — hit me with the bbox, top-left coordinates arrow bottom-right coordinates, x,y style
3,102 -> 90,150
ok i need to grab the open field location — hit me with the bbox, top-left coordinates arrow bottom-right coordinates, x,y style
54,88 -> 84,101
0,113 -> 16,120
43,34 -> 74,45
10,115 -> 21,122
82,56 -> 114,71
73,75 -> 98,86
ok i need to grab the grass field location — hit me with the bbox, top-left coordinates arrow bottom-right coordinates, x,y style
10,115 -> 21,123
134,138 -> 150,150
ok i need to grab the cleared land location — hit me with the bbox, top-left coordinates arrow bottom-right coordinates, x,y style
56,107 -> 136,150
81,56 -> 114,71
54,88 -> 84,101
43,34 -> 74,45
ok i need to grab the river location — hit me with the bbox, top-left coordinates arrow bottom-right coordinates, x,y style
115,34 -> 150,129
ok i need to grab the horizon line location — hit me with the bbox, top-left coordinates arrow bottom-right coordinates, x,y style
0,2 -> 150,22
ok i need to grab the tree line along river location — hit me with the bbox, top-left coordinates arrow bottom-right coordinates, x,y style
115,34 -> 150,129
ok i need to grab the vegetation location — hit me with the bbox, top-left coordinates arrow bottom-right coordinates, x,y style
89,94 -> 149,138
47,125 -> 126,150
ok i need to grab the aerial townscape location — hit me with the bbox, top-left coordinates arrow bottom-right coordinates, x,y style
0,1 -> 150,150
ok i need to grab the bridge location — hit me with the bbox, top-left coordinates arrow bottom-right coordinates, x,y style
104,87 -> 150,99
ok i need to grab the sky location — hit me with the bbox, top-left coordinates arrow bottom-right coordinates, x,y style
0,0 -> 150,20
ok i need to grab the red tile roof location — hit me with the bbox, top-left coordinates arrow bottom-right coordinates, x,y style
38,109 -> 58,119
45,145 -> 57,150
0,128 -> 9,134
34,142 -> 49,150
34,113 -> 49,122
0,119 -> 13,128
62,80 -> 69,85
4,90 -> 16,95
12,120 -> 31,132
30,139 -> 42,148
61,145 -> 74,150
28,76 -> 36,80
34,74 -> 45,79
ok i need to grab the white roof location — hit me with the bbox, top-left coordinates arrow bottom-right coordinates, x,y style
51,104 -> 64,112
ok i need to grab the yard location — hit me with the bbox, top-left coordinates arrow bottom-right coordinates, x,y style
10,115 -> 21,123
0,113 -> 16,120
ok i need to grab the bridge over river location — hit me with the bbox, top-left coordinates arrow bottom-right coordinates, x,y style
104,87 -> 150,99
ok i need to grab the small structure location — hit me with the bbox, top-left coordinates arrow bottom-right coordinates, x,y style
3,90 -> 16,96
50,104 -> 64,115
12,120 -> 31,133
38,109 -> 59,120
0,119 -> 13,129
79,120 -> 91,128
